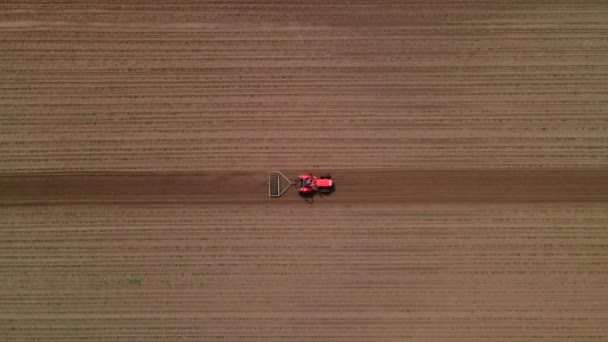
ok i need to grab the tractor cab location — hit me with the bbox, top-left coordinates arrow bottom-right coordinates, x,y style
297,174 -> 316,194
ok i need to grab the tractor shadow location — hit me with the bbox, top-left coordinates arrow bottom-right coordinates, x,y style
299,185 -> 336,204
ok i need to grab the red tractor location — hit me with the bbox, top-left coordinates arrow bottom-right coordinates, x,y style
297,173 -> 334,195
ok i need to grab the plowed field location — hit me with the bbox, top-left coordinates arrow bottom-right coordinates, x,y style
1,1 -> 607,341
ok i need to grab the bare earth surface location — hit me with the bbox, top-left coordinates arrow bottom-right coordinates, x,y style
1,1 -> 608,341
2,170 -> 608,206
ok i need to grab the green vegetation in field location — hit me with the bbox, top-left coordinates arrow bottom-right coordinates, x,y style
116,278 -> 142,287
127,278 -> 141,286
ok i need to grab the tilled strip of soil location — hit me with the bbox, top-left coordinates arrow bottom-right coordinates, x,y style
1,169 -> 607,206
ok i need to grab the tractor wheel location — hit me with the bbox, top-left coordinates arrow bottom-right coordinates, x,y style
320,173 -> 331,179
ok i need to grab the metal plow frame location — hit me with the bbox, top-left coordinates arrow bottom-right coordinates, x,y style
268,171 -> 293,197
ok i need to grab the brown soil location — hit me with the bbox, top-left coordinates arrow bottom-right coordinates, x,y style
2,169 -> 608,206
1,0 -> 608,341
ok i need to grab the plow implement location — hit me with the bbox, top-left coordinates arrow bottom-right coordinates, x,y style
267,171 -> 293,197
